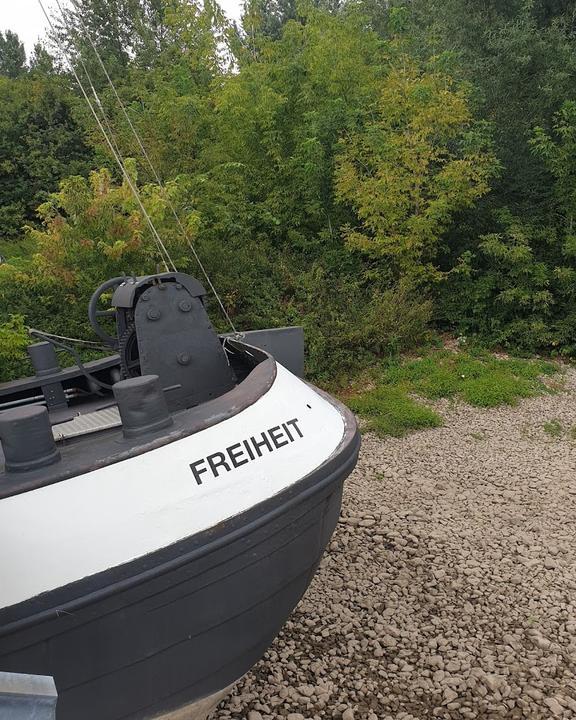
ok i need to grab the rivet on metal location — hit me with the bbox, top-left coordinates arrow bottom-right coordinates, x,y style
147,308 -> 161,321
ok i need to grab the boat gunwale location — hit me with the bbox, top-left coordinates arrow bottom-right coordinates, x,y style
0,341 -> 275,500
0,355 -> 121,397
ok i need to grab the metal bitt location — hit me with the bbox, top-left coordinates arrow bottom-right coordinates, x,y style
28,342 -> 60,377
0,405 -> 61,473
28,342 -> 67,410
0,672 -> 58,720
113,375 -> 173,439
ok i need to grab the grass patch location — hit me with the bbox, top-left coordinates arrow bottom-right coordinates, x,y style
381,351 -> 556,408
348,386 -> 443,437
349,349 -> 558,437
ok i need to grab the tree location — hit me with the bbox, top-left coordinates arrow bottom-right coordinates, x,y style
241,0 -> 343,41
242,0 -> 299,40
29,43 -> 56,76
0,75 -> 94,240
336,61 -> 499,283
439,100 -> 576,357
55,0 -> 137,82
532,101 -> 576,243
211,8 -> 383,251
0,165 -> 193,355
55,0 -> 232,185
379,0 -> 576,216
0,30 -> 26,78
28,166 -> 177,285
441,208 -> 576,356
54,0 -> 183,86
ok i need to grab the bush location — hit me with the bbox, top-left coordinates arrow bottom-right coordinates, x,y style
440,211 -> 576,356
300,274 -> 433,383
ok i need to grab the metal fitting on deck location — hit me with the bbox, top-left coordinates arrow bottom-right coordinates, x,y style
28,342 -> 61,377
0,405 -> 61,473
113,375 -> 174,438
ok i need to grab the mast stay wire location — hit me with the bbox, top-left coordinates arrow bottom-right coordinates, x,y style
37,0 -> 177,274
51,0 -> 176,272
63,0 -> 239,335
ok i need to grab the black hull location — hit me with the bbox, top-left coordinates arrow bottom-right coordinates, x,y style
0,426 -> 359,720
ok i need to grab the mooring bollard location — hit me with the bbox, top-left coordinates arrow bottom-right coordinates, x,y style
0,672 -> 57,719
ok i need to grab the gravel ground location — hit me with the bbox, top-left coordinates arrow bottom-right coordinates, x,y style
216,370 -> 576,720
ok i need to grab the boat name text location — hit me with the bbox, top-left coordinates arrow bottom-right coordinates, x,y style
189,418 -> 303,485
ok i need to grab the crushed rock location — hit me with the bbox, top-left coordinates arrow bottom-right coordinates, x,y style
215,369 -> 576,719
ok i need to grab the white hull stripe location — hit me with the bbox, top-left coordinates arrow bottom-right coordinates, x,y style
0,365 -> 345,609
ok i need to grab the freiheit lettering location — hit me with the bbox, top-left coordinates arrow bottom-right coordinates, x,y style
190,418 -> 303,484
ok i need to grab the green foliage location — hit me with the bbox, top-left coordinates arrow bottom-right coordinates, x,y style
241,0 -> 343,41
385,0 -> 576,215
29,43 -> 56,76
242,0 -> 300,40
55,0 -> 173,83
2,0 -> 576,382
0,160 -> 431,380
0,315 -> 30,382
443,200 -> 576,357
300,277 -> 433,383
532,101 -> 576,238
363,0 -> 576,354
349,349 -> 557,437
0,166 -> 193,354
0,259 -> 91,347
0,30 -> 26,79
442,214 -> 555,352
210,8 -> 384,248
336,59 -> 499,283
0,74 -> 93,242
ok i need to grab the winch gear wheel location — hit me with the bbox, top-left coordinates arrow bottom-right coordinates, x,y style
119,323 -> 141,379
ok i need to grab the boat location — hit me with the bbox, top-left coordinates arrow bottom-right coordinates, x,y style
0,271 -> 360,720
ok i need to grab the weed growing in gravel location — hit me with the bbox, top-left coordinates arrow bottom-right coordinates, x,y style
469,431 -> 487,441
350,350 -> 559,437
543,419 -> 564,437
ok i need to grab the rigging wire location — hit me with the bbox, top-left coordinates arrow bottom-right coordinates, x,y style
37,0 -> 177,274
29,328 -> 112,392
64,0 -> 239,335
27,329 -> 110,349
